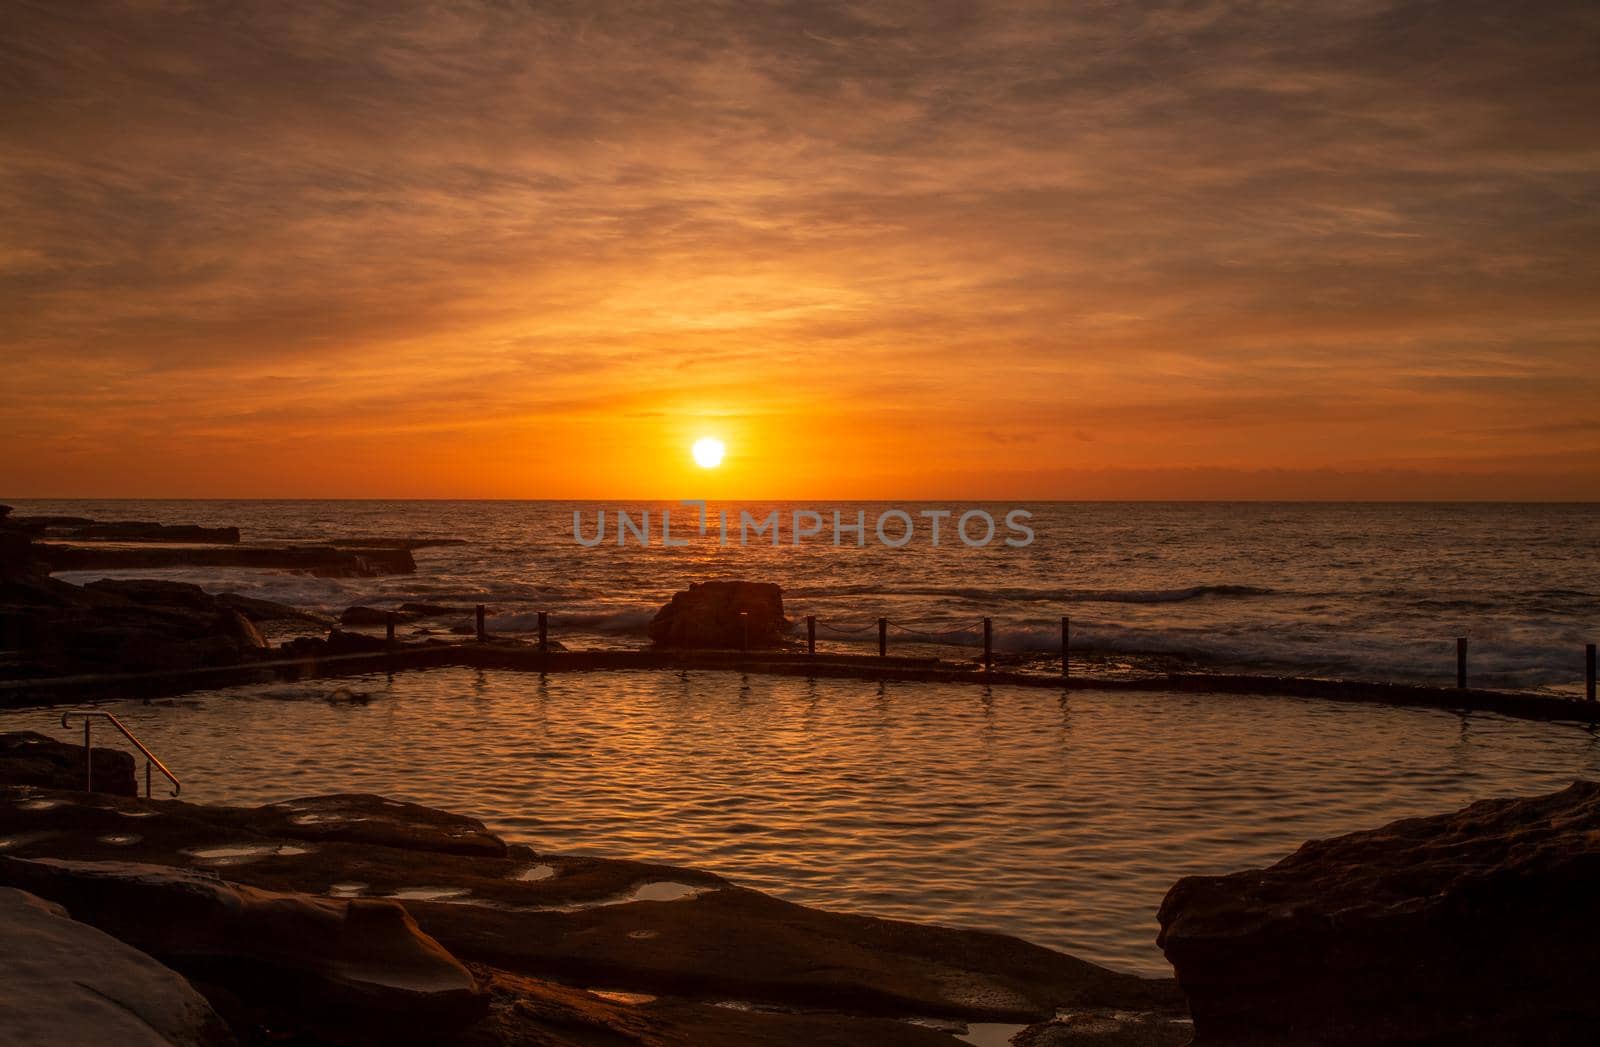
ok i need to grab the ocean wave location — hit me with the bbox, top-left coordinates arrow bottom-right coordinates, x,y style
790,583 -> 1280,605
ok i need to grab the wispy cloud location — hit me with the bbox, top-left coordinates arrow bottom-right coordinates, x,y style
2,0 -> 1597,496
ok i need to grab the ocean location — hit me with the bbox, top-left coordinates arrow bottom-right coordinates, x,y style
11,499 -> 1599,693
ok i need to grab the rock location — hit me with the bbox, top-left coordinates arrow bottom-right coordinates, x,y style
1,574 -> 270,678
279,629 -> 392,658
65,521 -> 240,543
0,856 -> 487,1044
0,786 -> 1186,1044
213,592 -> 333,627
340,605 -> 415,626
1157,780 -> 1600,1046
37,543 -> 415,578
647,580 -> 789,649
0,731 -> 139,796
0,886 -> 234,1046
225,794 -> 508,858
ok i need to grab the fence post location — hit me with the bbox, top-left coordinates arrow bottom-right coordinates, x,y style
740,610 -> 749,651
1456,637 -> 1467,689
807,615 -> 816,656
879,617 -> 887,658
1587,643 -> 1596,702
83,719 -> 92,793
476,604 -> 486,643
983,617 -> 992,671
538,611 -> 549,653
1062,616 -> 1070,678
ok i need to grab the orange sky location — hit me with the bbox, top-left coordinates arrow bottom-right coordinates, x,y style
2,1 -> 1598,499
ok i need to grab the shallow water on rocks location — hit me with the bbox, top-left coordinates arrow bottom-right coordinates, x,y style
9,667 -> 1600,975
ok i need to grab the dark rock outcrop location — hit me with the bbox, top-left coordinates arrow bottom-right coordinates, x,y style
1157,780 -> 1600,1046
648,580 -> 788,649
0,886 -> 235,1046
10,518 -> 242,543
279,628 -> 392,659
38,542 -> 415,578
340,605 -> 415,626
0,730 -> 138,796
1,565 -> 270,678
0,856 -> 487,1044
0,783 -> 1185,1045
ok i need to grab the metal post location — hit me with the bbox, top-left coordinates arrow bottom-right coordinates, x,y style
83,719 -> 92,793
807,615 -> 816,656
739,610 -> 749,651
1061,616 -> 1070,678
538,611 -> 548,652
983,617 -> 992,671
145,761 -> 152,800
1456,637 -> 1467,689
476,604 -> 486,643
1587,643 -> 1596,702
878,617 -> 887,658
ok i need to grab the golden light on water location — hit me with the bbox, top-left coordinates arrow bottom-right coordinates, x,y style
691,437 -> 725,469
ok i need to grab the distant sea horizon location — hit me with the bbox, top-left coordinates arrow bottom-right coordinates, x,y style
10,498 -> 1599,694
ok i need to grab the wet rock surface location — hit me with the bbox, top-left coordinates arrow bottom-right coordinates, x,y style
1158,779 -> 1600,1046
0,730 -> 138,796
648,580 -> 789,649
0,886 -> 235,1046
0,777 -> 1183,1045
0,855 -> 486,1044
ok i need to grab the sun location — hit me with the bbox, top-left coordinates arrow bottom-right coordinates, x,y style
691,436 -> 725,468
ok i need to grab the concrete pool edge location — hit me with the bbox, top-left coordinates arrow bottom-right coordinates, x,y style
4,641 -> 1598,725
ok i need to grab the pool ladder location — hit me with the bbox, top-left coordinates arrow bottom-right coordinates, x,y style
61,711 -> 182,798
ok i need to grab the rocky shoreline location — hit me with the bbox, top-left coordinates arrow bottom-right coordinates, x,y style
0,732 -> 1187,1045
5,728 -> 1596,1045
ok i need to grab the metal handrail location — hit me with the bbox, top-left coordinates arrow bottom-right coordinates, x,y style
60,711 -> 181,798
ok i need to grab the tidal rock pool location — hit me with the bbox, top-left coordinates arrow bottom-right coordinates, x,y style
9,667 -> 1599,974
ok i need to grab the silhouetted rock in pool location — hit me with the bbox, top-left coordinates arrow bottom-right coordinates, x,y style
278,628 -> 392,658
0,779 -> 1185,1045
648,580 -> 789,648
0,886 -> 234,1046
340,605 -> 417,626
1158,779 -> 1600,1046
0,730 -> 138,796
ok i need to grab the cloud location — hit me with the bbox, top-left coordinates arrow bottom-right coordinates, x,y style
1,0 -> 1597,496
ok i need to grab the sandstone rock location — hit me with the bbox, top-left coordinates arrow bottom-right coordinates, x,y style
37,543 -> 416,578
1157,780 -> 1600,1046
647,580 -> 788,649
0,856 -> 487,1044
228,794 -> 508,858
280,628 -> 392,658
0,731 -> 138,796
0,886 -> 234,1046
340,605 -> 415,626
0,786 -> 1186,1044
64,521 -> 240,543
